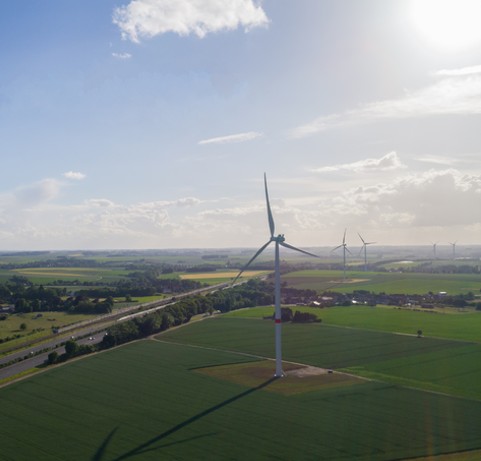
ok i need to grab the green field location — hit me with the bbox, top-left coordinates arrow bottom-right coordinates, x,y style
227,305 -> 481,342
0,312 -> 95,353
282,269 -> 481,295
2,338 -> 481,460
3,296 -> 481,460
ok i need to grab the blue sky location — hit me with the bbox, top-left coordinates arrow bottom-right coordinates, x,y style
2,0 -> 481,250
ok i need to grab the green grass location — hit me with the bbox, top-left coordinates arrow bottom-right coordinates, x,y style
0,312 -> 95,352
283,269 -> 481,294
161,316 -> 481,401
10,267 -> 130,284
2,340 -> 481,460
227,305 -> 481,342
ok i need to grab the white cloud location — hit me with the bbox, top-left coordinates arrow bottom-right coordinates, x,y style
415,155 -> 457,166
313,152 -> 405,174
0,187 -> 207,249
13,179 -> 61,207
113,0 -> 269,42
63,171 -> 86,180
338,169 -> 481,228
435,65 -> 481,77
290,67 -> 481,138
198,131 -> 263,145
112,52 -> 132,60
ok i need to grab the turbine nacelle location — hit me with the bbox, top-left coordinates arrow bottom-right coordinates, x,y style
271,234 -> 285,243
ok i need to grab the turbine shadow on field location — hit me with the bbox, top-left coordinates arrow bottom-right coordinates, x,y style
92,427 -> 119,461
92,377 -> 276,461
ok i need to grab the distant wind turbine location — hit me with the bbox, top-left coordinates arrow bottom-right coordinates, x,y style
449,241 -> 457,260
232,173 -> 319,378
332,229 -> 351,280
358,233 -> 375,271
432,242 -> 438,260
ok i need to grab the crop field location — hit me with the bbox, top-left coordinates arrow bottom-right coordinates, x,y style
227,305 -> 481,342
160,317 -> 481,397
2,337 -> 481,460
179,270 -> 269,284
282,269 -> 481,294
10,267 -> 130,284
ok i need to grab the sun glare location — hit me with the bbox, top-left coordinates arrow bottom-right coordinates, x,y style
410,0 -> 481,51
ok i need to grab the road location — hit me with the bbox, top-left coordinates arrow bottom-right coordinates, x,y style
0,280 -> 236,383
0,332 -> 106,382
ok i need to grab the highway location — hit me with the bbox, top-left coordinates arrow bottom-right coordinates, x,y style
0,333 -> 106,382
0,280 -> 235,384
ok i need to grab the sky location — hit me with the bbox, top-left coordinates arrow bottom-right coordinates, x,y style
2,0 -> 481,251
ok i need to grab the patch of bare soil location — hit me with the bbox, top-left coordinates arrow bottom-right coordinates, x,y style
196,360 -> 363,396
328,278 -> 369,284
286,365 -> 329,377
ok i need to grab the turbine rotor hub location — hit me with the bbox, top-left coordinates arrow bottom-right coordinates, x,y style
271,234 -> 285,243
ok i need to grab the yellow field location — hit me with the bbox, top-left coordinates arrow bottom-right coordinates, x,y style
180,270 -> 268,280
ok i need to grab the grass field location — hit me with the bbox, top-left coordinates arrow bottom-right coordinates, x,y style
2,339 -> 481,460
0,312 -> 94,353
11,267 -> 129,284
2,291 -> 481,460
282,269 -> 481,295
160,317 -> 481,399
227,305 -> 481,342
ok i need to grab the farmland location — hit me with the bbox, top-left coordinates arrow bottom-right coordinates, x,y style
227,305 -> 481,342
2,250 -> 481,459
1,308 -> 481,460
281,269 -> 481,295
179,270 -> 268,285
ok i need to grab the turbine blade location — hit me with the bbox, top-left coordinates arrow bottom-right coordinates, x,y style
331,244 -> 343,252
231,240 -> 272,284
280,241 -> 319,258
358,232 -> 365,244
264,173 -> 275,237
345,246 -> 352,255
343,228 -> 347,244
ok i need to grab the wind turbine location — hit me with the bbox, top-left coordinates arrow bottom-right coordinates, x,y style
232,173 -> 319,378
431,242 -> 438,260
358,233 -> 375,271
449,241 -> 457,260
332,229 -> 351,280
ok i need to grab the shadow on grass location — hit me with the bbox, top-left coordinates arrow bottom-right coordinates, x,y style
92,376 -> 277,461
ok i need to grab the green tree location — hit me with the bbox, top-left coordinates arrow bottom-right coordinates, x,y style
65,339 -> 79,356
19,322 -> 27,331
47,351 -> 58,364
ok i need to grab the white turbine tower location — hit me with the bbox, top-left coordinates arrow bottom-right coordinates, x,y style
432,242 -> 438,260
358,233 -> 375,271
449,241 -> 457,260
332,229 -> 351,280
233,173 -> 319,378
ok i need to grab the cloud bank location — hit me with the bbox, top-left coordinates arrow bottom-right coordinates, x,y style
290,65 -> 481,138
313,152 -> 405,174
113,0 -> 269,42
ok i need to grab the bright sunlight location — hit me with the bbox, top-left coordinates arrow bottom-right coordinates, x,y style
410,0 -> 481,51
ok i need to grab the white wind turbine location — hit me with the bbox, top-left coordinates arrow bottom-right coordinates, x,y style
432,242 -> 438,260
232,173 -> 319,378
449,241 -> 457,260
358,233 -> 375,271
332,229 -> 351,280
